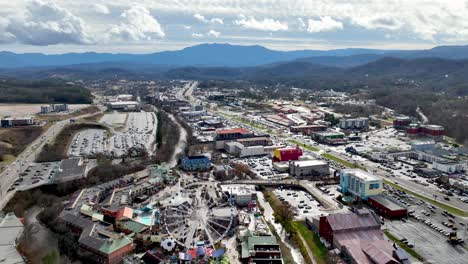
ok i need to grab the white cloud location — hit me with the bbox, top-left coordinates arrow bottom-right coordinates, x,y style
109,5 -> 165,41
194,13 -> 207,22
207,30 -> 221,38
194,13 -> 223,24
210,18 -> 224,25
4,0 -> 92,45
233,16 -> 288,31
307,16 -> 343,33
192,33 -> 204,38
297,18 -> 306,30
183,25 -> 192,30
91,4 -> 110,15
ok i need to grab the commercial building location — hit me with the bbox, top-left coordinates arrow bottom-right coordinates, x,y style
221,185 -> 256,206
273,146 -> 303,162
0,117 -> 34,127
290,125 -> 327,135
236,137 -> 272,147
288,159 -> 329,178
368,195 -> 407,219
312,131 -> 347,145
41,103 -> 69,114
393,116 -> 412,129
406,124 -> 445,138
0,213 -> 25,264
180,155 -> 211,171
225,142 -> 266,158
215,128 -> 253,141
264,114 -> 296,127
310,209 -> 403,264
432,160 -> 465,174
240,234 -> 283,264
117,94 -> 133,101
340,169 -> 382,200
339,117 -> 369,130
109,101 -> 140,111
410,140 -> 435,151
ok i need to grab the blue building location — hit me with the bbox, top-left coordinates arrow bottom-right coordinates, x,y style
340,169 -> 382,200
181,155 -> 211,171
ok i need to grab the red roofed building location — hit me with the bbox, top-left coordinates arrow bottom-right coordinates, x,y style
273,146 -> 303,162
316,209 -> 403,264
216,128 -> 253,140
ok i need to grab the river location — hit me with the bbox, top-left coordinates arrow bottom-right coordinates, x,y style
167,113 -> 188,167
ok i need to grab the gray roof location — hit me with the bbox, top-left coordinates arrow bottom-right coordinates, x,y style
326,210 -> 380,232
369,195 -> 406,211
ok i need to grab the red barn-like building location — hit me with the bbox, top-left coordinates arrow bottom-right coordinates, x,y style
273,146 -> 303,162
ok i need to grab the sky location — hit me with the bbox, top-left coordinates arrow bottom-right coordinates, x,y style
0,0 -> 467,54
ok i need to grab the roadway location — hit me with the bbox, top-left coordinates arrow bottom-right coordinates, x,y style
0,109 -> 104,210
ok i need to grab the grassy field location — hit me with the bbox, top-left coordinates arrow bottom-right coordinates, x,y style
263,190 -> 327,264
292,221 -> 328,264
384,230 -> 424,261
287,139 -> 320,152
384,180 -> 468,217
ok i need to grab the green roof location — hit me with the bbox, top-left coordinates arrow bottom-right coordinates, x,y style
247,236 -> 278,250
241,235 -> 279,258
119,219 -> 148,233
99,236 -> 133,254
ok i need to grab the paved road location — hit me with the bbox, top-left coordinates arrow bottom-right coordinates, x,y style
0,110 -> 103,210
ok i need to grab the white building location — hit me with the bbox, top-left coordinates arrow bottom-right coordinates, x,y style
288,159 -> 329,178
109,101 -> 140,111
339,117 -> 369,130
221,185 -> 256,206
225,142 -> 265,158
432,160 -> 465,174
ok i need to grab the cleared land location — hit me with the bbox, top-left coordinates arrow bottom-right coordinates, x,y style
0,104 -> 90,118
35,105 -> 99,122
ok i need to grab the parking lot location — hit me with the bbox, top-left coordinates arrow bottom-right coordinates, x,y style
9,162 -> 60,191
105,111 -> 157,157
68,129 -> 107,157
385,219 -> 467,264
273,187 -> 324,220
235,156 -> 288,180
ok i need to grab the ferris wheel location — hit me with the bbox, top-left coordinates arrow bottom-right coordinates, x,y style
163,182 -> 235,249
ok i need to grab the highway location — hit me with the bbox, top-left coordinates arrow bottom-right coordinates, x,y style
0,109 -> 104,210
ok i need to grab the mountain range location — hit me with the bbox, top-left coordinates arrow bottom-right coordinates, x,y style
2,43 -> 468,69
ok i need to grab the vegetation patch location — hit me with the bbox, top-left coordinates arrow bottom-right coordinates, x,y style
0,126 -> 44,161
36,105 -> 100,122
0,79 -> 93,104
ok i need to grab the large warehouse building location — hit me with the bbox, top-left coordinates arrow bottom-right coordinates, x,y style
288,160 -> 329,178
368,195 -> 407,219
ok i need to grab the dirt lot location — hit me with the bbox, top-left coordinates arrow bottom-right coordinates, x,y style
35,105 -> 99,122
0,104 -> 90,118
